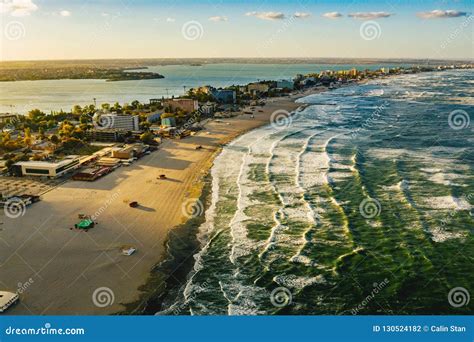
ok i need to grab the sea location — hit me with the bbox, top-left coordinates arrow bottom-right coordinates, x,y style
0,63 -> 412,114
156,69 -> 473,315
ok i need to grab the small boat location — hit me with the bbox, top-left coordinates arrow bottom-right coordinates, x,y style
122,247 -> 137,256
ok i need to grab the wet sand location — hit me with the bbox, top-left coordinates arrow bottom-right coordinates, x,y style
0,91 -> 315,315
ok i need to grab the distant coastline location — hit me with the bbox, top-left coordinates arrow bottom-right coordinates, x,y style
0,57 -> 471,83
0,66 -> 164,82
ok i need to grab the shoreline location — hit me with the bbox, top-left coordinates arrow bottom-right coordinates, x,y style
0,87 -> 310,315
119,87 -> 331,315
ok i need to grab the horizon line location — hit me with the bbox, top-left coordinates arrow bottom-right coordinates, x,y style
1,56 -> 473,63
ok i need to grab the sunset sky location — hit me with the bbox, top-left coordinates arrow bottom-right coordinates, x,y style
0,0 -> 472,61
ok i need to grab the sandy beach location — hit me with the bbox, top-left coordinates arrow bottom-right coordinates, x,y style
0,90 -> 317,315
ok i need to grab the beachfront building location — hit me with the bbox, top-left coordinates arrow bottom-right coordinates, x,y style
161,117 -> 177,127
247,83 -> 270,94
146,110 -> 164,123
163,99 -> 198,113
85,129 -> 125,142
0,113 -> 18,124
72,166 -> 111,181
99,114 -> 139,131
198,86 -> 236,104
111,144 -> 146,159
276,80 -> 294,90
13,155 -> 81,178
212,89 -> 236,104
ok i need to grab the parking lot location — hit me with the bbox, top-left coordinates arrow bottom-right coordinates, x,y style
0,176 -> 64,198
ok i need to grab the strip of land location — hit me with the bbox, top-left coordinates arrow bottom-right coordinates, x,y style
0,89 -> 316,315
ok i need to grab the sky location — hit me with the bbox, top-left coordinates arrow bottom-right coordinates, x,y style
0,0 -> 473,61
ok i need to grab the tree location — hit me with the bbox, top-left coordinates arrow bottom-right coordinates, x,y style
50,134 -> 60,146
23,127 -> 32,146
139,121 -> 151,131
72,105 -> 83,116
112,102 -> 122,113
139,131 -> 154,144
28,109 -> 45,121
38,127 -> 46,140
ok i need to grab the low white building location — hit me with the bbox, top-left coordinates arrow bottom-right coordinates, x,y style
14,156 -> 81,178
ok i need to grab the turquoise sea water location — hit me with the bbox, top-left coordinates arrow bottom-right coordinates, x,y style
0,63 -> 410,114
158,70 -> 473,315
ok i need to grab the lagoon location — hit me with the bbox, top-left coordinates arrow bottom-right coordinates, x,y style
0,63 -> 409,114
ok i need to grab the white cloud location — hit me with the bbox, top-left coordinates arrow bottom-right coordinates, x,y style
322,12 -> 343,19
166,17 -> 175,22
245,11 -> 285,20
348,12 -> 392,20
59,10 -> 71,17
101,12 -> 109,17
416,10 -> 468,19
0,0 -> 38,17
293,12 -> 311,19
209,16 -> 228,22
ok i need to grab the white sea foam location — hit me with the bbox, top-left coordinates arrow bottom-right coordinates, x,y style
422,196 -> 472,210
274,274 -> 327,290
